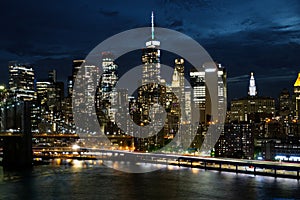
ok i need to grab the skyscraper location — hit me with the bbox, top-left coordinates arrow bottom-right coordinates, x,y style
96,52 -> 119,128
279,88 -> 291,118
217,64 -> 227,123
171,58 -> 186,122
8,62 -> 36,101
72,60 -> 100,135
100,52 -> 118,98
189,67 -> 206,123
138,12 -> 163,125
5,62 -> 38,131
142,11 -> 161,85
135,12 -> 167,151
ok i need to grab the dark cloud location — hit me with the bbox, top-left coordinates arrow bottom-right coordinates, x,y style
169,20 -> 183,27
99,9 -> 119,17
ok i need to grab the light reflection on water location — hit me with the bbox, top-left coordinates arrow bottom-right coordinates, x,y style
0,160 -> 300,200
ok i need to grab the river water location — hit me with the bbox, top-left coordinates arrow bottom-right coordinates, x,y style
0,160 -> 300,200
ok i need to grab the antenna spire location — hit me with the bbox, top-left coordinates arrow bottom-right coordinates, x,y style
151,11 -> 154,40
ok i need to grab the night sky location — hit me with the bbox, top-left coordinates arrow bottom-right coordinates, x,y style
1,0 -> 300,101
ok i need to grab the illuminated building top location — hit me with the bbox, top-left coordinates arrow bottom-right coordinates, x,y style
294,72 -> 300,87
248,72 -> 257,96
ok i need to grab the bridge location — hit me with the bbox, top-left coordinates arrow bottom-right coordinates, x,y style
82,150 -> 300,179
2,134 -> 300,179
20,146 -> 300,179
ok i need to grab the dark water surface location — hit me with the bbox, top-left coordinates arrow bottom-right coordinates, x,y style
0,160 -> 300,200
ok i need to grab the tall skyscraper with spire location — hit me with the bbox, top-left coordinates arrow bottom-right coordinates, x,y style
136,12 -> 166,151
141,11 -> 161,85
138,12 -> 163,125
248,72 -> 257,96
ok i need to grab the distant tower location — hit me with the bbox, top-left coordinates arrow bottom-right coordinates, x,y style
248,72 -> 257,96
171,58 -> 184,89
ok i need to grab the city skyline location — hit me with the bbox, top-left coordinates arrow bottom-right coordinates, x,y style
0,1 -> 300,101
1,2 -> 300,199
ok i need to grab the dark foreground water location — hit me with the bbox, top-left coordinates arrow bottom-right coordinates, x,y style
0,160 -> 300,200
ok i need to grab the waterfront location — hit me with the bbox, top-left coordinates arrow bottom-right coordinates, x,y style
1,161 -> 300,200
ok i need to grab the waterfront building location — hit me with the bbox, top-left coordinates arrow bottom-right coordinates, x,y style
215,122 -> 254,159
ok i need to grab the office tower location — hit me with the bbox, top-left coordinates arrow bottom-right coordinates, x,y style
8,62 -> 36,101
36,70 -> 65,133
48,70 -> 56,83
6,62 -> 38,131
100,52 -> 118,121
171,58 -> 185,120
36,80 -> 52,108
279,88 -> 291,118
217,64 -> 227,123
100,52 -> 118,98
63,60 -> 85,130
36,80 -> 54,132
69,58 -> 100,135
95,52 -> 119,132
66,60 -> 85,98
189,68 -> 206,123
190,63 -> 226,151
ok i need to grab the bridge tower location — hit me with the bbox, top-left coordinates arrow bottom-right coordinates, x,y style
2,101 -> 33,168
